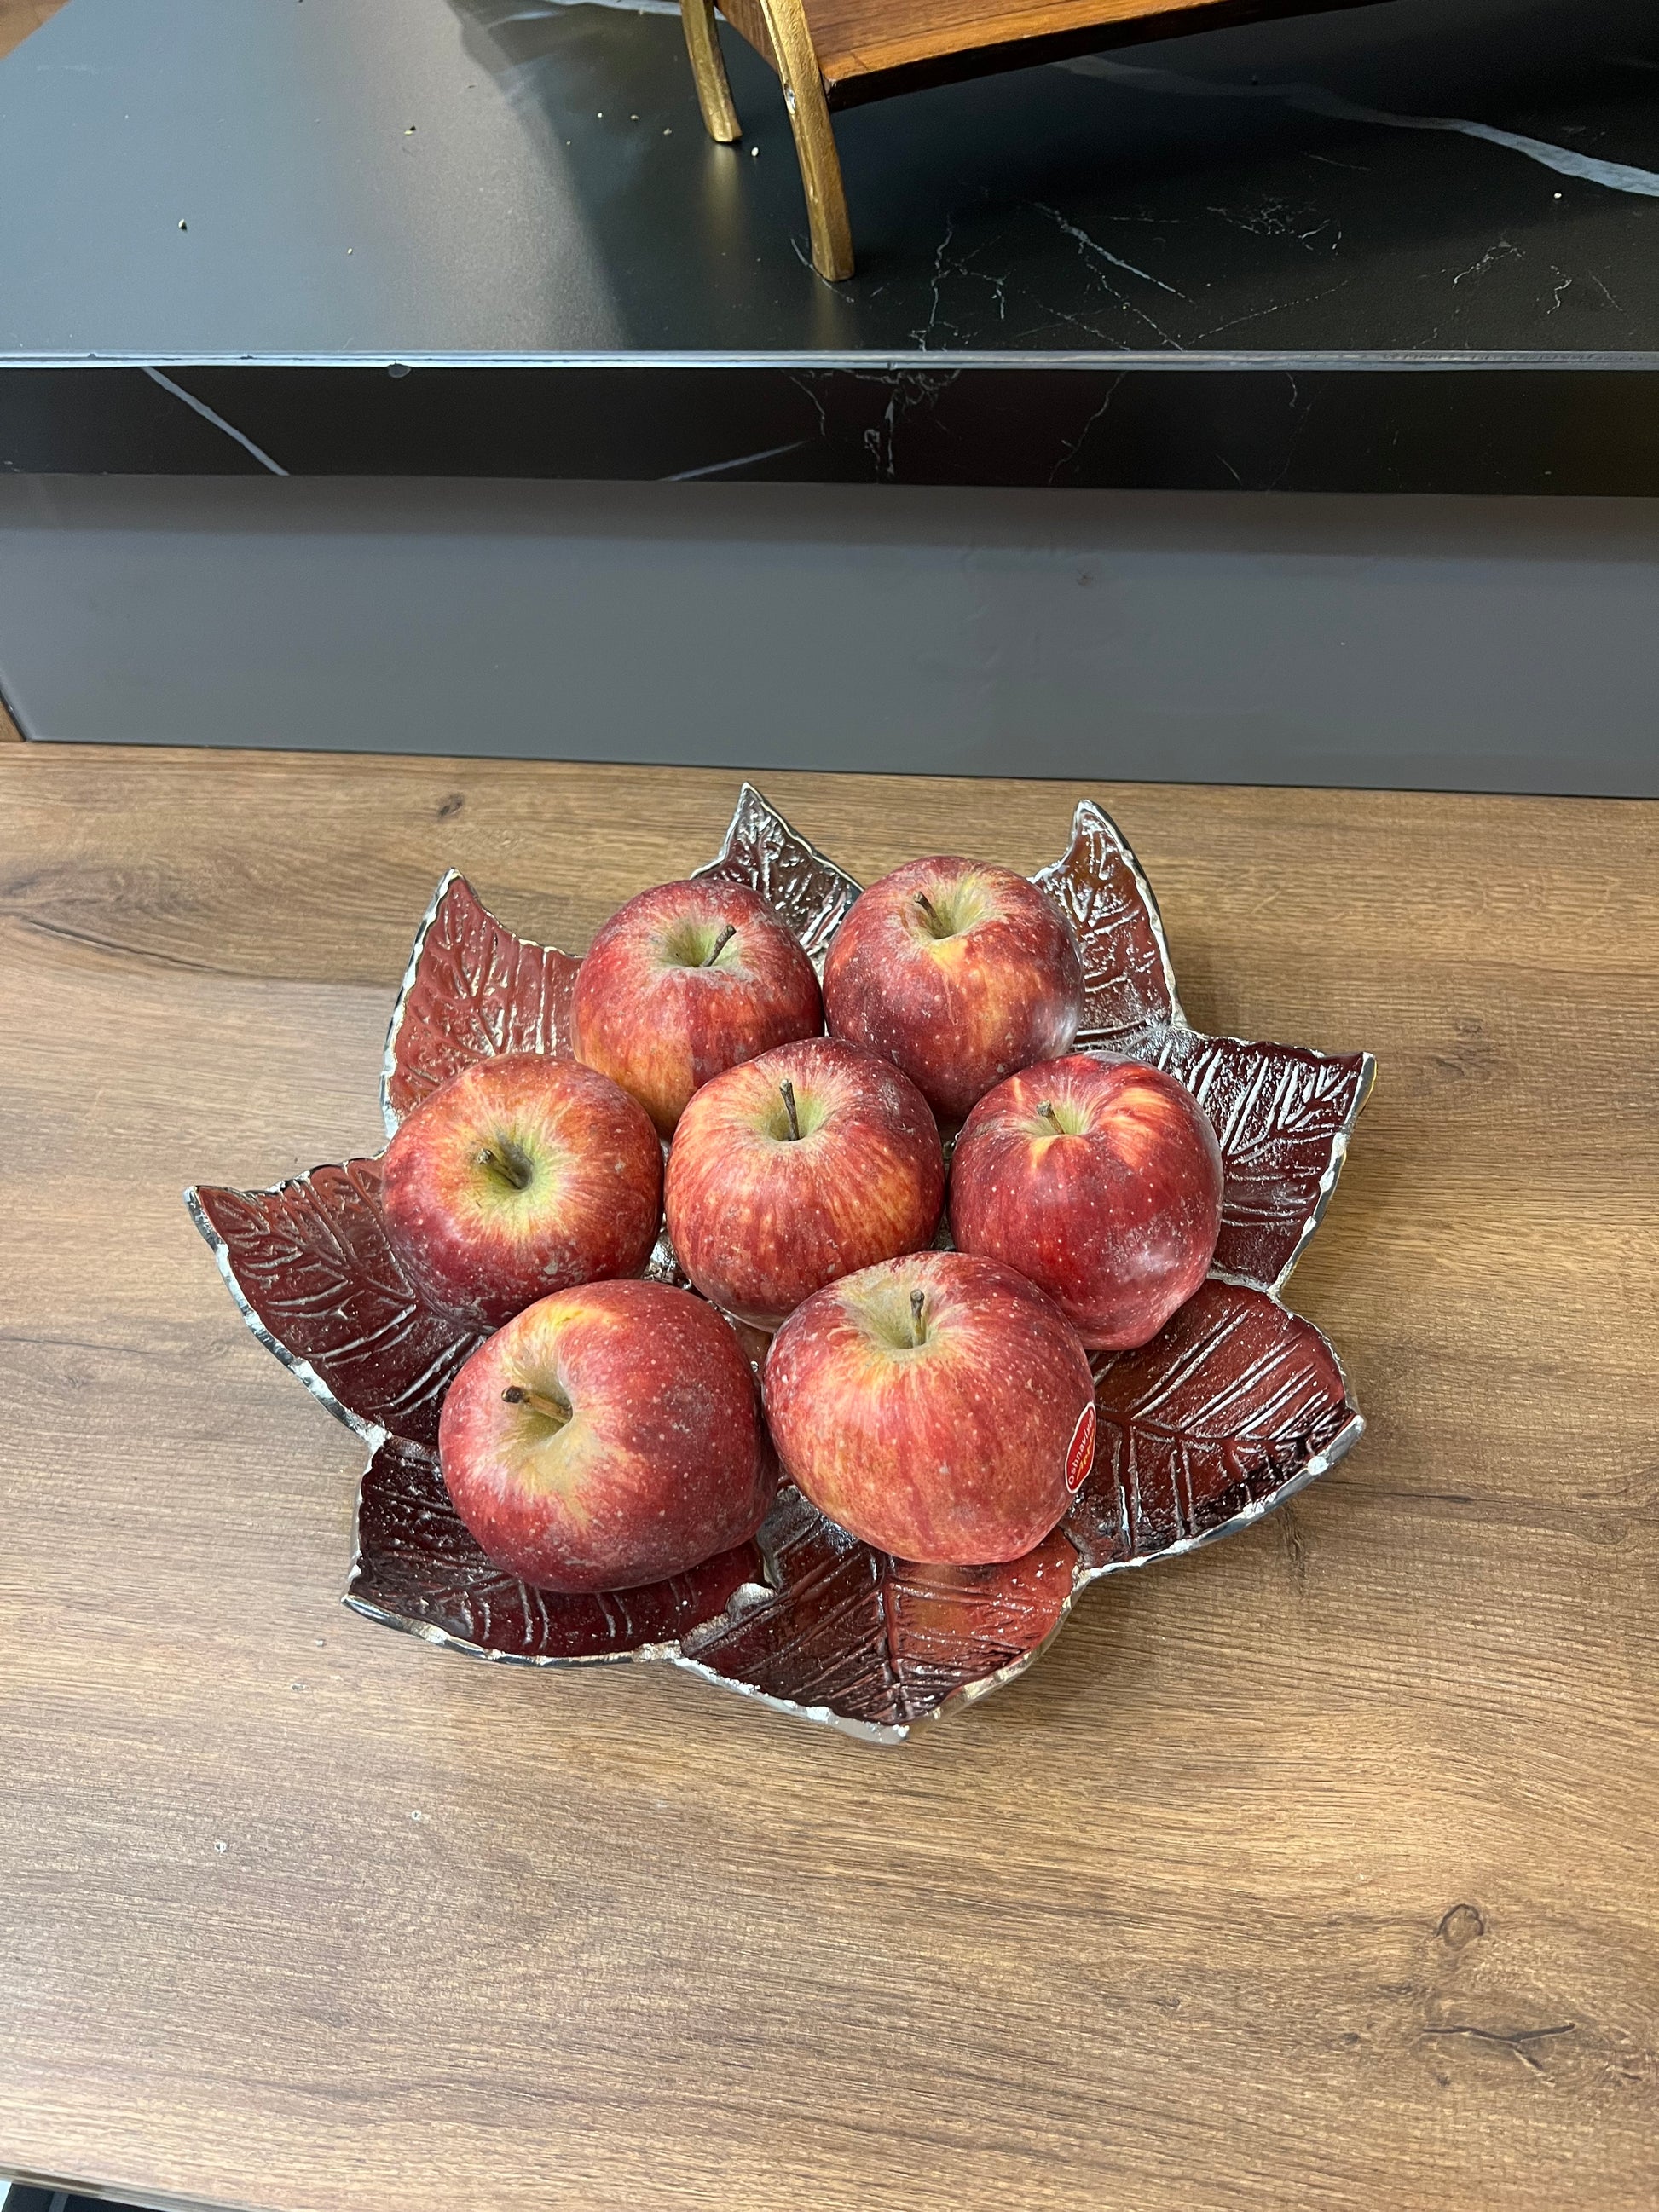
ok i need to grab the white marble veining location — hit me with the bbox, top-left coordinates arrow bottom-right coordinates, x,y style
1059,54 -> 1659,200
142,366 -> 288,473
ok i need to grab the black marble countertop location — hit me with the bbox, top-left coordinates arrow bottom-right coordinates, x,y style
2,0 -> 1656,488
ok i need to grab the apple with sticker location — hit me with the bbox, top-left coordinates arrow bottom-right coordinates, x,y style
403,858 -> 1212,1592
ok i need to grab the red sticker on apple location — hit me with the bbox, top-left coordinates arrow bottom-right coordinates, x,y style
1065,1402 -> 1096,1493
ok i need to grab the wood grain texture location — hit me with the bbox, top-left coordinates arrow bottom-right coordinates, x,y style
1,745 -> 1656,2212
717,0 -> 1382,101
0,0 -> 68,61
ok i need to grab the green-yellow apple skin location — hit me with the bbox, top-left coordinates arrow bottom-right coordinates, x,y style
437,1279 -> 775,1591
573,879 -> 823,1135
823,857 -> 1084,1123
950,1055 -> 1223,1350
763,1250 -> 1095,1565
665,1037 -> 945,1329
382,1054 -> 662,1331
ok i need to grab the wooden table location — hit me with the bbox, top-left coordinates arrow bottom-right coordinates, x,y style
3,744 -> 1656,2212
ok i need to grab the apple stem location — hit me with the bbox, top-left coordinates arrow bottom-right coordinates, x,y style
913,891 -> 942,933
1037,1101 -> 1062,1134
502,1383 -> 572,1428
477,1142 -> 535,1191
910,1287 -> 927,1346
779,1077 -> 801,1141
704,922 -> 737,967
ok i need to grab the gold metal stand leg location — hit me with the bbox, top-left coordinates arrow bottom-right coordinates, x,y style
682,0 -> 741,143
755,0 -> 854,281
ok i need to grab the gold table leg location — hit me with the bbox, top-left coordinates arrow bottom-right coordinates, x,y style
679,0 -> 854,281
755,0 -> 854,281
681,0 -> 742,143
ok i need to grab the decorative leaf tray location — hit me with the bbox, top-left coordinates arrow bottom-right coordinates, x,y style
188,788 -> 1373,1743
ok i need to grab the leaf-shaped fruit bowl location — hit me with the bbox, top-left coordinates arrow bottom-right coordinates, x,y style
188,788 -> 1373,1744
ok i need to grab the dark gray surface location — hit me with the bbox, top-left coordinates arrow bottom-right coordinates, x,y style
4,475 -> 1656,795
4,0 -> 1658,491
8,3 -> 1654,790
3,0 -> 1657,355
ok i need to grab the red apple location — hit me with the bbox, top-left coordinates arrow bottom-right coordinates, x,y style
664,1037 -> 945,1329
950,1054 -> 1223,1351
381,1054 -> 662,1331
573,879 -> 823,1135
822,856 -> 1084,1123
764,1250 -> 1095,1564
437,1279 -> 776,1592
